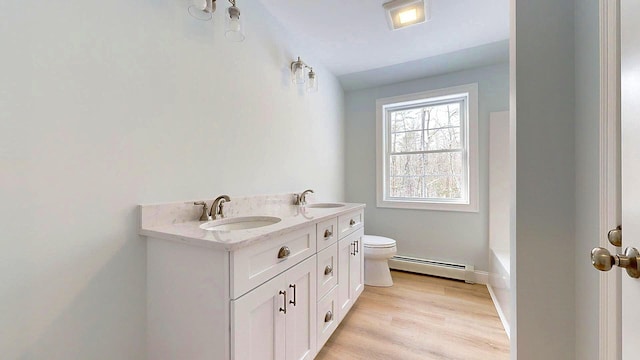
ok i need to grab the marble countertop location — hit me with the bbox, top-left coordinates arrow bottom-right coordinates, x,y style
139,194 -> 365,251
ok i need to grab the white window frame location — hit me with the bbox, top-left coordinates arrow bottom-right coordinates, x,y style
376,83 -> 479,212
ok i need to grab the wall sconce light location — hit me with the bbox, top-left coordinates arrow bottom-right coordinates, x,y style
188,0 -> 245,42
189,0 -> 216,21
225,0 -> 245,42
291,57 -> 319,93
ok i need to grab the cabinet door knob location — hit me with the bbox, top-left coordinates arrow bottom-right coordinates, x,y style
324,265 -> 333,275
324,229 -> 333,239
349,219 -> 356,227
277,246 -> 291,259
324,310 -> 333,323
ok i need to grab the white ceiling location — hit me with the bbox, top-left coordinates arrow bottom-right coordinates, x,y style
256,0 -> 510,76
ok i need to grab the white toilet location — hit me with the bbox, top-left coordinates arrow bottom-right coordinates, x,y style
363,235 -> 397,287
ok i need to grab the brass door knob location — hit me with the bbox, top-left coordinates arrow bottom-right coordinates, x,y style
608,226 -> 622,247
591,246 -> 640,278
591,247 -> 615,271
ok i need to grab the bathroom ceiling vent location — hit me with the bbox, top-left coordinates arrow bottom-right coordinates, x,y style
382,0 -> 432,31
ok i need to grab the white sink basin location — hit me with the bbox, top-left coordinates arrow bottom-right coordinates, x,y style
305,203 -> 346,209
200,216 -> 282,231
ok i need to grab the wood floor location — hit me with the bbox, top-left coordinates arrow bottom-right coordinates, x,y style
315,271 -> 509,360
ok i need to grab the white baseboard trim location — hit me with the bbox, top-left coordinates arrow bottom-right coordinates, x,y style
474,270 -> 489,285
389,256 -> 488,285
487,284 -> 511,339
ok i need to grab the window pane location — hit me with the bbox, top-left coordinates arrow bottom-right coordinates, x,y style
425,176 -> 463,199
424,152 -> 462,176
390,176 -> 424,198
392,131 -> 422,153
425,103 -> 461,129
390,154 -> 424,176
390,108 -> 423,132
425,127 -> 461,151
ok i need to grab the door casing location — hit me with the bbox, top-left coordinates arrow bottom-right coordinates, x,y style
598,0 -> 622,359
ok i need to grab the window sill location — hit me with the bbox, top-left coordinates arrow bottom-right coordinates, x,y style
376,199 -> 479,213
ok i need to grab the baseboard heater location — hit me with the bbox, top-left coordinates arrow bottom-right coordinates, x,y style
388,255 -> 476,284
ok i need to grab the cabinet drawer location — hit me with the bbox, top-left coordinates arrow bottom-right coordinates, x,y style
316,217 -> 338,252
317,285 -> 339,350
316,242 -> 338,300
231,225 -> 317,299
337,209 -> 364,239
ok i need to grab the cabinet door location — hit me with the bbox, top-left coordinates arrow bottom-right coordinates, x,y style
284,256 -> 317,360
337,236 -> 354,319
232,275 -> 286,360
350,229 -> 365,301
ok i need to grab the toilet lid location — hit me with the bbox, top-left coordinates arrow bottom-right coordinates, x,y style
363,235 -> 396,248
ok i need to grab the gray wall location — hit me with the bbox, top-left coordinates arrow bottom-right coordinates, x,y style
0,1 -> 345,358
345,63 -> 509,272
513,0 -> 576,358
574,0 -> 601,358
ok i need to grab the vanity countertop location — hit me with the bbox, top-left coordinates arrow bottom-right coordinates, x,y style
139,195 -> 365,251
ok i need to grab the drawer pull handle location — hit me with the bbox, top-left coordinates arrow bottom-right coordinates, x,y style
349,219 -> 356,227
324,265 -> 333,275
277,246 -> 291,259
355,240 -> 359,254
324,310 -> 333,323
324,229 -> 333,239
351,241 -> 357,256
279,290 -> 287,314
289,284 -> 297,306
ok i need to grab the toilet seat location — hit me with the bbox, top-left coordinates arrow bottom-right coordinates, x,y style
363,235 -> 396,248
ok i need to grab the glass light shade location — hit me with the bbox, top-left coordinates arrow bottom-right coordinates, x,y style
225,6 -> 245,42
188,0 -> 214,21
292,63 -> 306,84
307,71 -> 318,92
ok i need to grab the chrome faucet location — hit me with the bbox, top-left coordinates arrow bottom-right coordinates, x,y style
210,195 -> 231,220
295,189 -> 314,205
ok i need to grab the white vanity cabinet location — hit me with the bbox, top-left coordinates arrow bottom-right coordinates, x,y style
232,255 -> 316,360
142,200 -> 365,360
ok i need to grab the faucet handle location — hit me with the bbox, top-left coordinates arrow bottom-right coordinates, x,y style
193,201 -> 210,222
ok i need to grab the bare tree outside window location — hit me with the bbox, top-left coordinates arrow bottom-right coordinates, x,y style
388,100 -> 465,201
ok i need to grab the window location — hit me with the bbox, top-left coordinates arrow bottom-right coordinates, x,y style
376,84 -> 478,212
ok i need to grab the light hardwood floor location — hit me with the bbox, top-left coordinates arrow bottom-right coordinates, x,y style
315,271 -> 509,360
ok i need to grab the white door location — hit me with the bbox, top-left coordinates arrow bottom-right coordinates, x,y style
231,275 -> 286,360
620,0 -> 640,356
284,256 -> 317,360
